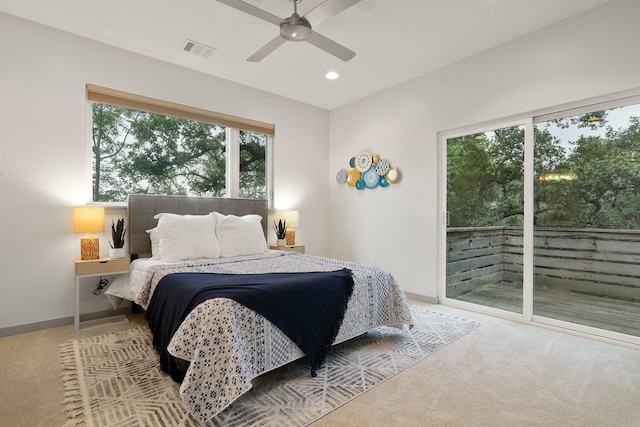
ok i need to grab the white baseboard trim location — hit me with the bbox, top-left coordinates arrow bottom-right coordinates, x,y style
404,291 -> 439,305
0,306 -> 132,337
2,294 -> 434,337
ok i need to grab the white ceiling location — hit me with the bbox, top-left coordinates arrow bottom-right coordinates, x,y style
0,0 -> 613,110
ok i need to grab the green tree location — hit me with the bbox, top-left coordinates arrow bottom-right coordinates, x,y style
566,118 -> 640,228
92,104 -> 141,201
92,104 -> 238,202
239,130 -> 267,199
448,125 -> 566,227
447,134 -> 497,227
533,124 -> 575,227
448,108 -> 640,230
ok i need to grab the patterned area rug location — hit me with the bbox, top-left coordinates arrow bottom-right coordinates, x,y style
59,306 -> 478,426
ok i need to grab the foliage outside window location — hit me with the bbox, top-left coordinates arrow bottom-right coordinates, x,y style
239,130 -> 267,199
446,101 -> 640,230
447,125 -> 526,227
534,107 -> 640,229
88,86 -> 271,203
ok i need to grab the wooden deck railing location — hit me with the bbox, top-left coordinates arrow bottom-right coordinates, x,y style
446,226 -> 640,301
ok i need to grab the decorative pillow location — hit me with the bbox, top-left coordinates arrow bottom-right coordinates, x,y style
215,214 -> 267,257
156,213 -> 221,262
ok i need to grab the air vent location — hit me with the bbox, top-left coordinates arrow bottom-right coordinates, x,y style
181,39 -> 217,58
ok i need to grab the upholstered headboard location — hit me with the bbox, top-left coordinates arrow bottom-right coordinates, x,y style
127,194 -> 269,257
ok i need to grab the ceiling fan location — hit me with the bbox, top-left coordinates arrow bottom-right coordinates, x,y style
217,0 -> 361,62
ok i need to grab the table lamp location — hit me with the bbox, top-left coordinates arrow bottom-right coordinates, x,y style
73,206 -> 105,260
283,210 -> 299,245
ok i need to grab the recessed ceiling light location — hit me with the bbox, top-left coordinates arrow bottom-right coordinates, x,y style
325,71 -> 340,80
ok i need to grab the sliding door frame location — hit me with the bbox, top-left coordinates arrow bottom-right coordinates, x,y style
438,118 -> 530,323
438,89 -> 640,349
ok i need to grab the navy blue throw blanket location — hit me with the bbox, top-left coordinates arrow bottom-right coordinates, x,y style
146,268 -> 354,382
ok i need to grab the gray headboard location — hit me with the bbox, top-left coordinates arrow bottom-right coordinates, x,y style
127,194 -> 269,256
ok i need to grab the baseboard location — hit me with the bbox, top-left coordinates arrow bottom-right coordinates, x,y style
404,291 -> 439,305
3,295 -> 433,337
0,306 -> 132,337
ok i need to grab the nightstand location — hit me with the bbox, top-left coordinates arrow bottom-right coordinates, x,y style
269,245 -> 305,254
74,257 -> 130,331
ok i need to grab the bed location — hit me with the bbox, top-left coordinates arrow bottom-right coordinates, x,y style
106,194 -> 413,423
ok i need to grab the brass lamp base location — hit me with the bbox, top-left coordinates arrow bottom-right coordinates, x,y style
80,236 -> 100,260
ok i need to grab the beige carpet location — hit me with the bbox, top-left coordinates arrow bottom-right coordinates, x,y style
313,305 -> 640,427
2,301 -> 640,426
58,307 -> 478,426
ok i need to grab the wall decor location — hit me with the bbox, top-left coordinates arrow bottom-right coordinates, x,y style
336,150 -> 401,190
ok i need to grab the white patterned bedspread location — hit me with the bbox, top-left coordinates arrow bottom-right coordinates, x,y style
135,251 -> 413,423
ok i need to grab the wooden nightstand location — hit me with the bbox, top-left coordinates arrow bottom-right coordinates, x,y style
74,257 -> 130,331
269,245 -> 305,254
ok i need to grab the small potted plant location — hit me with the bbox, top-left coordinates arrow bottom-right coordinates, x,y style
109,218 -> 127,258
273,219 -> 287,246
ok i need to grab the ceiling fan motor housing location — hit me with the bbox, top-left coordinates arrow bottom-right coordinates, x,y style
280,15 -> 312,41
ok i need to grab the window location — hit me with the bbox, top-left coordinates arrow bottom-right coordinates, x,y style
88,85 -> 273,203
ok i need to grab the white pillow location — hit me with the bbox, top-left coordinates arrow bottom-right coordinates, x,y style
209,211 -> 225,223
146,227 -> 160,258
156,213 -> 220,262
216,214 -> 267,257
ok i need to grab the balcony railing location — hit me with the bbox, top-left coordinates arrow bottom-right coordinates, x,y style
446,226 -> 640,302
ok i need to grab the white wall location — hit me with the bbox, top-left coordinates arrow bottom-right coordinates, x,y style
0,12 -> 330,330
328,0 -> 640,300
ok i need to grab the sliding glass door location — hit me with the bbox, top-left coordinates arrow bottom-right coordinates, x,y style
533,103 -> 640,338
443,96 -> 640,343
445,124 -> 525,314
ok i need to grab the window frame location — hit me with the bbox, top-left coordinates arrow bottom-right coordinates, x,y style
86,84 -> 274,205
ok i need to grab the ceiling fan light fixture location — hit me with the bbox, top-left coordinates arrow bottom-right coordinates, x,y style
216,0 -> 359,61
280,15 -> 312,41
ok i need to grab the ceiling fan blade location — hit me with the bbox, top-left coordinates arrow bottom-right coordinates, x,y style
247,36 -> 287,62
304,0 -> 363,27
216,0 -> 284,26
306,31 -> 356,62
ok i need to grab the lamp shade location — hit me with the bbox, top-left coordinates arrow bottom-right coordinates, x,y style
282,210 -> 299,228
73,206 -> 105,233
